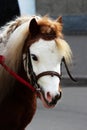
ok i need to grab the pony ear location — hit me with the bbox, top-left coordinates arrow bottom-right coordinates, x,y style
57,16 -> 62,23
29,18 -> 39,36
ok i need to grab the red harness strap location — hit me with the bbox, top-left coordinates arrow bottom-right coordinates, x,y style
0,55 -> 35,92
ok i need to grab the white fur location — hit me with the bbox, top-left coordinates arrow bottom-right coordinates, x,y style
29,39 -> 63,101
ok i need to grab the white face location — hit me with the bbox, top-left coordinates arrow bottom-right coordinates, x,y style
29,39 -> 63,108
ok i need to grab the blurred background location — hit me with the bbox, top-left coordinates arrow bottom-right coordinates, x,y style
0,0 -> 87,130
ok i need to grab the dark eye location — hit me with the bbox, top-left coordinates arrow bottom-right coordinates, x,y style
31,54 -> 38,61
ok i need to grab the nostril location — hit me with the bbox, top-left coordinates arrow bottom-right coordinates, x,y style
47,92 -> 52,102
55,94 -> 59,99
59,91 -> 62,99
55,92 -> 62,100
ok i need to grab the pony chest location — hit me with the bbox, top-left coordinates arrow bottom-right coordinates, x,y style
0,84 -> 37,128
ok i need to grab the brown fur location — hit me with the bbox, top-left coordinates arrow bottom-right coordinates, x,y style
0,63 -> 37,130
38,16 -> 63,38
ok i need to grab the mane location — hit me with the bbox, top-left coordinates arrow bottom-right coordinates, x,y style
0,15 -> 72,103
55,38 -> 72,64
0,16 -> 35,102
0,16 -> 35,45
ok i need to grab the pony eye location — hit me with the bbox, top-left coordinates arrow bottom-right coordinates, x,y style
31,54 -> 38,61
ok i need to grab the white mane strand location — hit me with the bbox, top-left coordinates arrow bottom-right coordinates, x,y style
55,38 -> 72,64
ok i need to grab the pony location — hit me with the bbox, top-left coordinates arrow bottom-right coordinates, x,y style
0,15 -> 74,129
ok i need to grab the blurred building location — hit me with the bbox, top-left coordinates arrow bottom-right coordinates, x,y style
36,0 -> 87,35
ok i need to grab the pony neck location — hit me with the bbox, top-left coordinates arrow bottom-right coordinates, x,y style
15,62 -> 37,101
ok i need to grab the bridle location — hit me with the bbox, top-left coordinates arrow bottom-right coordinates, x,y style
27,48 -> 62,91
25,48 -> 77,91
0,48 -> 76,93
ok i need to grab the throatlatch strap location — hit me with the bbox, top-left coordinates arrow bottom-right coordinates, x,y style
0,55 -> 35,92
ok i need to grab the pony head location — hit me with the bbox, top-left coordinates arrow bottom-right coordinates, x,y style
0,16 -> 72,107
23,16 -> 72,108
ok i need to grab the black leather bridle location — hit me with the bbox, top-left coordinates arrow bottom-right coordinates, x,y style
27,48 -> 76,91
0,48 -> 76,93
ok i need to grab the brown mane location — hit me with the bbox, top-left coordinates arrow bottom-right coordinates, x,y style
38,16 -> 63,38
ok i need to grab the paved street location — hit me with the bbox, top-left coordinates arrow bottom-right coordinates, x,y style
26,86 -> 87,130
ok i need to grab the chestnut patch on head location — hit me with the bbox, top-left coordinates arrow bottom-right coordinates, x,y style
27,16 -> 63,47
40,25 -> 56,40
